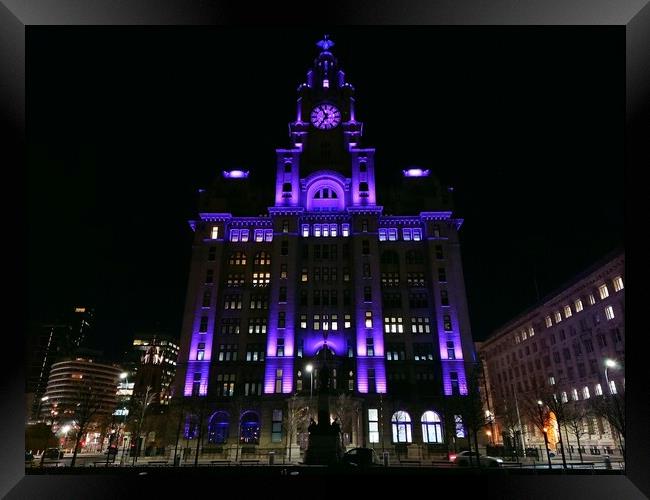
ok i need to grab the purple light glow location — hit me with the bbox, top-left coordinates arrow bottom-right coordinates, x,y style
183,361 -> 210,397
263,358 -> 294,394
223,170 -> 249,179
403,168 -> 430,178
302,336 -> 344,357
356,358 -> 387,394
441,361 -> 468,396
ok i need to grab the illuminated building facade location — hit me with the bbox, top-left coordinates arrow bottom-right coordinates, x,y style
129,334 -> 179,406
478,251 -> 625,458
174,37 -> 476,458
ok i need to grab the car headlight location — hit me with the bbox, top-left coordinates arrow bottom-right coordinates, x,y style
496,459 -> 503,463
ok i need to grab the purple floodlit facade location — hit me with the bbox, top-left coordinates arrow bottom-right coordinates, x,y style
174,37 -> 476,456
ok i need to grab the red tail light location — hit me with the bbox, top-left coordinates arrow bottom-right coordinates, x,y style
449,454 -> 457,462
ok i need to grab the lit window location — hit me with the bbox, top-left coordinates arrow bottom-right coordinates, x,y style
412,228 -> 422,241
240,229 -> 249,242
594,384 -> 602,396
554,311 -> 562,323
582,386 -> 590,399
515,335 -> 520,344
342,223 -> 350,237
575,298 -> 583,312
330,224 -> 338,237
323,225 -> 330,237
605,306 -> 615,320
609,380 -> 617,394
613,276 -> 624,292
564,305 -> 572,318
344,314 -> 352,329
421,411 -> 443,444
211,226 -> 219,239
528,327 -> 535,337
383,316 -> 403,333
588,294 -> 596,305
365,311 -> 373,328
313,314 -> 320,331
378,228 -> 387,241
230,229 -> 240,242
302,224 -> 310,237
391,411 -> 412,443
366,337 -> 374,357
388,228 -> 398,241
254,229 -> 264,242
521,330 -> 527,340
598,284 -> 609,300
571,388 -> 579,401
561,391 -> 568,403
301,268 -> 308,282
264,229 -> 273,242
368,409 -> 379,443
402,228 -> 412,241
314,224 -> 322,237
545,316 -> 552,328
300,314 -> 307,329
331,314 -> 339,331
549,376 -> 555,386
455,415 -> 465,438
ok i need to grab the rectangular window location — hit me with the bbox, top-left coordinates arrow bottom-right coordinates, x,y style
275,369 -> 283,394
433,224 -> 441,237
342,223 -> 350,237
202,290 -> 212,308
245,344 -> 265,362
211,226 -> 219,239
282,220 -> 289,233
297,339 -> 303,358
545,316 -> 552,328
388,228 -> 398,241
240,229 -> 249,242
440,290 -> 449,306
582,386 -> 590,399
278,312 -> 286,329
383,316 -> 404,333
362,240 -> 370,255
402,228 -> 412,241
281,240 -> 289,255
598,284 -> 609,300
344,314 -> 352,329
314,224 -> 322,237
330,224 -> 338,237
271,409 -> 283,443
366,337 -> 374,356
197,342 -> 206,361
363,264 -> 372,278
230,229 -> 240,242
368,409 -> 379,443
554,311 -> 562,323
435,245 -> 444,259
443,315 -> 452,331
571,388 -> 579,401
367,369 -> 376,393
343,290 -> 351,306
331,314 -> 338,331
613,276 -> 624,292
588,294 -> 596,305
313,314 -> 321,331
450,372 -> 460,396
413,343 -> 434,361
302,224 -> 310,237
412,228 -> 422,241
365,311 -> 373,328
221,318 -> 241,335
609,380 -> 617,394
199,316 -> 209,333
455,415 -> 465,438
205,269 -> 214,284
378,228 -> 387,241
276,338 -> 285,357
564,305 -> 572,318
254,229 -> 264,242
322,224 -> 330,237
438,267 -> 447,282
575,298 -> 583,312
410,317 -> 431,334
279,287 -> 287,303
594,383 -> 603,396
605,305 -> 615,320
364,286 -> 372,303
362,220 -> 368,232
247,318 -> 267,335
447,341 -> 456,360
264,229 -> 273,242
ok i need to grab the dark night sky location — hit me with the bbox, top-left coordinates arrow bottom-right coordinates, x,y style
27,27 -> 624,360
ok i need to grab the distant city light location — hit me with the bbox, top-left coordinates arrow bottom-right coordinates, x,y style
402,168 -> 430,178
223,170 -> 249,179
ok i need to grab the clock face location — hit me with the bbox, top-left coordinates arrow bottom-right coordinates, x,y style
311,104 -> 341,130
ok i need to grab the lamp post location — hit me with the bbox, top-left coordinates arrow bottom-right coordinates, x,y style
118,372 -> 129,465
537,400 -> 552,469
604,359 -> 618,395
305,364 -> 314,400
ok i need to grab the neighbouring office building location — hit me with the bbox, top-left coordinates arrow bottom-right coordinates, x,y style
477,251 -> 625,459
174,36 -> 476,460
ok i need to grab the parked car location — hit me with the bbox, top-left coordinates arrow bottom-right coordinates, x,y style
452,450 -> 503,467
43,448 -> 64,460
341,447 -> 381,467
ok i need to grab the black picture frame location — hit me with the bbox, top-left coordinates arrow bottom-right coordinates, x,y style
2,2 -> 646,498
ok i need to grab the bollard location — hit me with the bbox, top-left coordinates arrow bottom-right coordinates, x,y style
269,451 -> 275,466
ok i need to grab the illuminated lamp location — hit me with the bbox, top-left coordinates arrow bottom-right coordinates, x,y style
223,170 -> 249,179
402,168 -> 430,178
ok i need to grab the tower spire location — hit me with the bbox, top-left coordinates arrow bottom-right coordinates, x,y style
316,34 -> 335,52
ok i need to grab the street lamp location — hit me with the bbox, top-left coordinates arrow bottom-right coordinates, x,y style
118,372 -> 129,465
305,364 -> 314,399
537,400 -> 552,469
604,359 -> 618,395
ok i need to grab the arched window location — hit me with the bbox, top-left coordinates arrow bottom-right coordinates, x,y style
421,411 -> 443,443
240,411 -> 260,444
229,251 -> 247,265
405,250 -> 424,265
391,411 -> 412,443
308,183 -> 344,211
380,250 -> 400,267
184,414 -> 199,440
254,251 -> 271,266
208,411 -> 230,444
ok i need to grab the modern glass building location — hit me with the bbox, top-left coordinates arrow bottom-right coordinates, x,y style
174,36 -> 476,459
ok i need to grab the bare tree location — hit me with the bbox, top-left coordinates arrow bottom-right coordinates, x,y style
456,365 -> 493,467
538,385 -> 568,468
333,393 -> 357,450
589,390 -> 625,455
284,394 -> 309,463
70,380 -> 105,467
496,396 -> 523,460
523,396 -> 553,468
131,385 -> 158,465
563,401 -> 590,463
